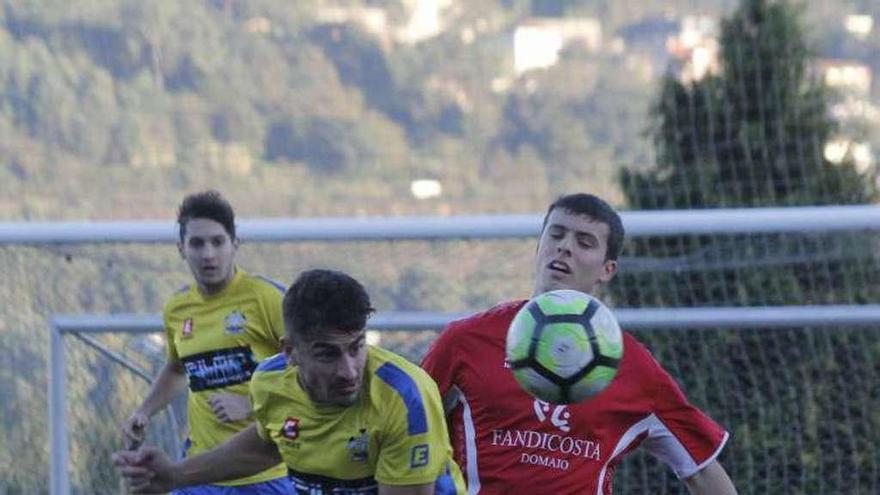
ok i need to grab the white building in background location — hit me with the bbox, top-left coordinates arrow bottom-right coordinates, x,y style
824,138 -> 875,173
314,6 -> 390,38
397,0 -> 454,44
410,179 -> 443,199
314,0 -> 455,46
844,14 -> 874,38
665,15 -> 719,83
513,18 -> 602,75
816,59 -> 873,98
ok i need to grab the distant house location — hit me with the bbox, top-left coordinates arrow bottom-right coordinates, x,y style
314,6 -> 390,39
513,17 -> 602,74
666,15 -> 719,83
844,14 -> 874,38
397,0 -> 454,44
815,59 -> 873,97
616,15 -> 719,83
314,0 -> 453,47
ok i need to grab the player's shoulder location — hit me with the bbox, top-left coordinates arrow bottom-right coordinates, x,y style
446,299 -> 526,335
369,346 -> 437,393
239,271 -> 287,296
255,352 -> 288,374
163,284 -> 194,312
621,331 -> 668,374
252,353 -> 288,392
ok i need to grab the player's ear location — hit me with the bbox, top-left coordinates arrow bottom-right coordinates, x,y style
177,241 -> 185,259
282,335 -> 297,365
600,259 -> 618,283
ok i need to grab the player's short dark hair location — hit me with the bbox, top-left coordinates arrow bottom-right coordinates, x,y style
542,193 -> 625,262
177,190 -> 236,242
283,269 -> 375,340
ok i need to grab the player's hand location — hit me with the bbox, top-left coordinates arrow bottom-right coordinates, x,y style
112,446 -> 176,494
121,411 -> 149,450
208,393 -> 252,422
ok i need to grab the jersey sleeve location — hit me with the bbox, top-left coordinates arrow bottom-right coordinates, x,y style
249,371 -> 272,442
162,306 -> 180,362
374,363 -> 452,486
639,345 -> 729,479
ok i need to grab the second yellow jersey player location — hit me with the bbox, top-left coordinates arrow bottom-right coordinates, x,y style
165,268 -> 289,486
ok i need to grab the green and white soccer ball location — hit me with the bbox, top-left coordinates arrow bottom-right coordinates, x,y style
506,289 -> 623,404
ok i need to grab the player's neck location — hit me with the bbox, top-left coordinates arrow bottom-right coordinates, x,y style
197,267 -> 237,296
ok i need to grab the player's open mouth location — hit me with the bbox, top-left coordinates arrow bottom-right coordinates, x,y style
548,261 -> 571,274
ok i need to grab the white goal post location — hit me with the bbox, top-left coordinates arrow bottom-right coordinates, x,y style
32,205 -> 880,495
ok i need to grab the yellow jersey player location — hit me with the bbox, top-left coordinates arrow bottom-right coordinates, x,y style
121,191 -> 292,495
115,269 -> 466,495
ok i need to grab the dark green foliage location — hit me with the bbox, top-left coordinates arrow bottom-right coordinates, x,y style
615,0 -> 879,307
265,116 -> 379,174
621,0 -> 877,209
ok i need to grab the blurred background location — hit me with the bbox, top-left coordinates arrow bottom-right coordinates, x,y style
0,0 -> 878,493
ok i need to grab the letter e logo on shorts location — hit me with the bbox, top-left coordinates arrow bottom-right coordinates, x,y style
410,444 -> 429,468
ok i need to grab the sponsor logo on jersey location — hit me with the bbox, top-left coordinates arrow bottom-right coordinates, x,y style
347,428 -> 369,462
181,346 -> 258,391
534,399 -> 571,432
182,318 -> 193,338
488,399 -> 602,471
281,417 -> 300,441
224,310 -> 247,334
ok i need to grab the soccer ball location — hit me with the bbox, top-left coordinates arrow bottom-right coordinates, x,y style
506,290 -> 623,404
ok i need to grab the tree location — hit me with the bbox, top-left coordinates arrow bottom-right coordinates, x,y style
621,0 -> 876,210
616,0 -> 879,307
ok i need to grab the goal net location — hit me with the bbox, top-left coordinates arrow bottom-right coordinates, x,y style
2,208 -> 878,494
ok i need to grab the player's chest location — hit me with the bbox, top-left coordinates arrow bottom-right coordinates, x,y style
168,301 -> 264,357
269,406 -> 380,478
461,339 -> 642,441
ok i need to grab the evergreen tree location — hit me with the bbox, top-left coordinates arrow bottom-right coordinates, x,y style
615,0 -> 879,308
621,0 -> 876,209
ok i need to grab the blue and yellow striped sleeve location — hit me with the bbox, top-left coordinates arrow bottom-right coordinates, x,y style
373,359 -> 454,487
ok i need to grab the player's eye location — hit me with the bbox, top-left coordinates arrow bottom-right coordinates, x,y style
314,349 -> 340,361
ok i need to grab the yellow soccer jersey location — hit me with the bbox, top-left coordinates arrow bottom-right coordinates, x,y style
164,268 -> 288,485
251,346 -> 466,494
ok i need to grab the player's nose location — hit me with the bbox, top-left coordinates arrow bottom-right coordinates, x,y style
336,354 -> 359,382
556,234 -> 573,254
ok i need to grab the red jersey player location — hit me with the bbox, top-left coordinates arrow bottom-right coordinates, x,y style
422,193 -> 737,495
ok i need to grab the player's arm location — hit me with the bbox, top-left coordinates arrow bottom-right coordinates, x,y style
684,460 -> 737,495
122,358 -> 187,448
379,481 -> 435,495
115,424 -> 281,493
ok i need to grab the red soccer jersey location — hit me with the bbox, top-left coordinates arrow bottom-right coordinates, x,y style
421,300 -> 728,495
